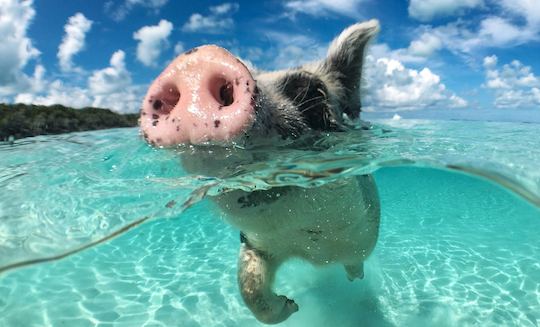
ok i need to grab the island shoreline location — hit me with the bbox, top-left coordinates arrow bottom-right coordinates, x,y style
0,103 -> 139,141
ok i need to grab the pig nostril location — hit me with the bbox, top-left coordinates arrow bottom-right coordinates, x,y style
219,82 -> 234,106
210,77 -> 235,107
150,83 -> 180,114
153,99 -> 163,110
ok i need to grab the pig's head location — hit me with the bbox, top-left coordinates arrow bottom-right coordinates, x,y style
140,20 -> 379,147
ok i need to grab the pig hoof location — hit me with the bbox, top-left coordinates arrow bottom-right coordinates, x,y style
345,263 -> 364,281
280,295 -> 299,317
256,295 -> 299,324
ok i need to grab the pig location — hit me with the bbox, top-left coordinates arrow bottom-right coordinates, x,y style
140,20 -> 381,324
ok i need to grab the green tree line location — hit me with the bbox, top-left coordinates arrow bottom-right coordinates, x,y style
0,103 -> 139,141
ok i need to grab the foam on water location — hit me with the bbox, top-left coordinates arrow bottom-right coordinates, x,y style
0,119 -> 539,326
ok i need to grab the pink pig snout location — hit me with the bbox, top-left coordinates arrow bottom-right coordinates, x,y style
140,45 -> 256,146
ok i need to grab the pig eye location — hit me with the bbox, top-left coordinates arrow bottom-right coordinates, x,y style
280,72 -> 332,130
280,72 -> 327,106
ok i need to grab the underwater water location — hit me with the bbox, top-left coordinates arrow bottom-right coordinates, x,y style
0,119 -> 539,326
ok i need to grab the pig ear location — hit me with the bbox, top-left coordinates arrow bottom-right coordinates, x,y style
321,19 -> 379,118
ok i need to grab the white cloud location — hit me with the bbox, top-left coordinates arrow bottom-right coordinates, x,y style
408,32 -> 443,57
407,0 -> 540,57
174,42 -> 185,55
210,3 -> 238,15
30,64 -> 46,93
105,0 -> 169,21
90,84 -> 144,113
1,1 -> 143,113
284,0 -> 366,19
86,50 -> 144,113
133,20 -> 173,67
16,51 -> 144,113
244,47 -> 264,62
483,55 -> 540,108
498,0 -> 540,27
370,32 -> 444,64
263,31 -> 326,69
477,16 -> 535,47
57,13 -> 93,72
363,55 -> 467,111
88,50 -> 131,94
409,18 -> 539,58
0,0 -> 40,96
483,55 -> 497,68
408,0 -> 483,21
370,44 -> 417,64
15,80 -> 93,109
182,3 -> 238,34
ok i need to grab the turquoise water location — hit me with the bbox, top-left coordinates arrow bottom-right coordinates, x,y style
1,119 -> 539,326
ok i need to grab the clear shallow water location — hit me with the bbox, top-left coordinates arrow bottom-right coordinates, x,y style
0,119 -> 539,326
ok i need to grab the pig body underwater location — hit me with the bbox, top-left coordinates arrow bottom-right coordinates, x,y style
140,20 -> 381,324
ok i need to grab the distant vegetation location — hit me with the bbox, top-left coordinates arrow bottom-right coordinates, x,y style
0,103 -> 139,141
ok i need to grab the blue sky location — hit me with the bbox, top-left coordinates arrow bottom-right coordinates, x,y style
1,0 -> 539,121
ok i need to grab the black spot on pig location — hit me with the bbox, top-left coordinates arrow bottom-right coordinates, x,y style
176,126 -> 180,132
152,120 -> 158,126
302,229 -> 323,235
237,196 -> 253,208
214,120 -> 221,128
184,47 -> 198,55
152,114 -> 159,120
237,187 -> 289,208
153,99 -> 163,110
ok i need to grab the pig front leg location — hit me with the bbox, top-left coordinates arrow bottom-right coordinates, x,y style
238,242 -> 299,324
345,262 -> 365,281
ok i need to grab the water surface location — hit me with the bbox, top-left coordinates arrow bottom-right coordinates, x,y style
0,119 -> 539,326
